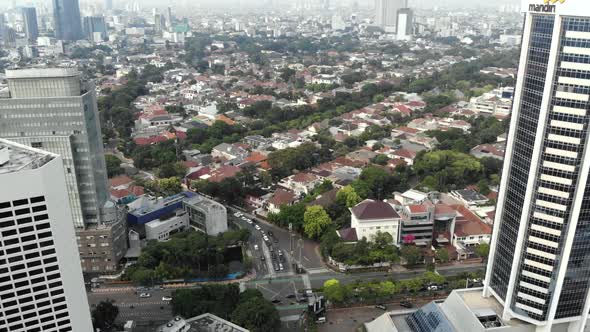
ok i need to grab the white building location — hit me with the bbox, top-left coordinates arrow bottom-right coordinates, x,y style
375,0 -> 407,33
183,195 -> 228,235
396,8 -> 413,40
0,139 -> 93,331
145,211 -> 190,241
350,200 -> 401,244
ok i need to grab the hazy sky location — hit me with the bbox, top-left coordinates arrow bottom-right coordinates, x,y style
6,0 -> 520,10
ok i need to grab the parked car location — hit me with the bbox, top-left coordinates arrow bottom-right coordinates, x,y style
316,317 -> 326,324
273,263 -> 280,272
427,285 -> 439,291
279,263 -> 284,271
400,301 -> 414,308
139,293 -> 151,298
286,294 -> 296,299
254,244 -> 259,250
260,255 -> 265,261
254,225 -> 261,231
375,304 -> 387,310
267,231 -> 273,237
162,296 -> 172,301
234,212 -> 242,218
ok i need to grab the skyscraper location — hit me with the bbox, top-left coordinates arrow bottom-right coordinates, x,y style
484,0 -> 590,329
375,0 -> 407,33
83,16 -> 107,42
0,68 -> 127,273
52,0 -> 83,41
21,7 -> 39,42
396,8 -> 413,40
104,0 -> 113,11
0,139 -> 93,331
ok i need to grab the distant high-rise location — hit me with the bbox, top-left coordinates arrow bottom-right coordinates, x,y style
52,0 -> 83,41
83,16 -> 107,41
166,6 -> 173,29
21,7 -> 39,42
375,0 -> 407,32
482,0 -> 590,330
0,139 -> 94,331
396,8 -> 413,40
0,68 -> 127,273
104,0 -> 113,11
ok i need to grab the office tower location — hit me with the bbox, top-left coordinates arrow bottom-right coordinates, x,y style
2,27 -> 16,47
396,8 -> 413,40
154,14 -> 164,33
166,6 -> 173,29
82,16 -> 107,42
0,68 -> 127,273
375,0 -> 407,32
484,1 -> 590,330
21,7 -> 39,42
0,139 -> 93,331
52,0 -> 83,41
104,0 -> 113,11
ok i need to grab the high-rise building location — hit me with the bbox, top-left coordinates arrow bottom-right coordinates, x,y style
82,16 -> 107,42
21,7 -> 39,42
166,6 -> 173,29
104,0 -> 113,11
0,139 -> 93,331
375,0 -> 407,33
52,0 -> 83,41
396,8 -> 413,40
2,26 -> 16,47
484,0 -> 590,329
0,68 -> 127,273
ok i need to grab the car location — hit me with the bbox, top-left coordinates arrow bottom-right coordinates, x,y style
139,293 -> 151,298
273,263 -> 279,271
427,285 -> 439,291
375,304 -> 387,310
316,317 -> 326,324
279,263 -> 284,271
263,235 -> 269,242
254,225 -> 261,231
271,299 -> 281,304
162,296 -> 172,301
286,294 -> 296,299
400,301 -> 413,308
267,231 -> 273,237
260,255 -> 265,261
234,212 -> 242,218
277,249 -> 283,256
246,219 -> 253,224
254,244 -> 259,250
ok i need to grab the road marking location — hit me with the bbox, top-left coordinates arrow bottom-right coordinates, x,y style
303,256 -> 311,262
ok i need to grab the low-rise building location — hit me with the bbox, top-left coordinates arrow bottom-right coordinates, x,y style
278,172 -> 322,197
183,195 -> 228,235
350,200 -> 402,244
145,211 -> 190,241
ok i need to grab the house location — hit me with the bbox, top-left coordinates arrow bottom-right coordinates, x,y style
208,165 -> 241,183
451,189 -> 490,206
243,135 -> 271,150
470,142 -> 506,160
390,149 -> 417,166
394,189 -> 430,205
266,189 -> 297,214
347,149 -> 378,166
278,172 -> 322,197
350,200 -> 402,245
452,205 -> 492,259
305,188 -> 338,209
211,143 -> 249,161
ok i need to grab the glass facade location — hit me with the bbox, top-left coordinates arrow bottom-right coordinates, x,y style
488,13 -> 590,324
489,14 -> 556,302
0,73 -> 108,228
52,0 -> 83,41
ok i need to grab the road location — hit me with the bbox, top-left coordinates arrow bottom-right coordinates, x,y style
88,288 -> 174,324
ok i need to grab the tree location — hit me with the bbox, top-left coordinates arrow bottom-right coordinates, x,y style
303,206 -> 333,239
435,248 -> 450,263
92,300 -> 119,331
323,279 -> 345,303
422,271 -> 445,285
371,154 -> 390,166
231,296 -> 280,332
400,246 -> 422,265
477,179 -> 491,196
336,185 -> 362,208
475,243 -> 490,262
105,155 -> 124,178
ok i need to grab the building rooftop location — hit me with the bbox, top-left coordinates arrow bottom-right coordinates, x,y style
128,192 -> 196,217
0,139 -> 56,175
351,199 -> 400,220
184,194 -> 226,212
5,68 -> 80,79
186,313 -> 249,332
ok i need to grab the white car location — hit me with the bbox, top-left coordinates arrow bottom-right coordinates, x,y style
263,236 -> 269,242
162,296 -> 172,301
254,225 -> 261,231
254,244 -> 259,250
234,212 -> 243,218
139,293 -> 151,298
279,263 -> 284,271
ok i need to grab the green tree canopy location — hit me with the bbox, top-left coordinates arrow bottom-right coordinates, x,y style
304,206 -> 333,239
336,185 -> 362,208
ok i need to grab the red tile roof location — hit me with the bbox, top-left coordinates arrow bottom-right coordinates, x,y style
337,228 -> 358,242
109,175 -> 133,188
268,189 -> 297,207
